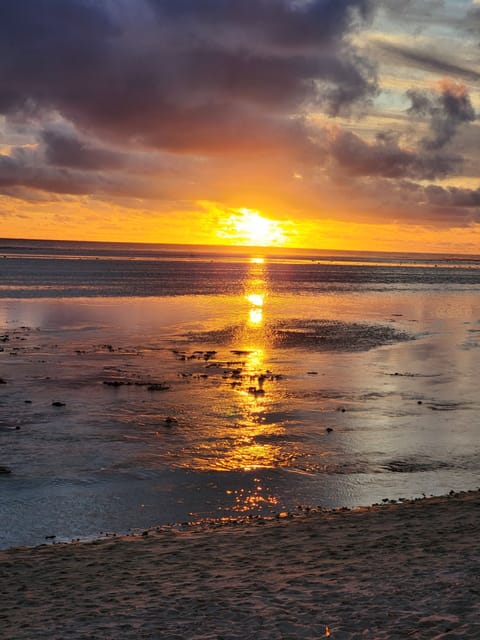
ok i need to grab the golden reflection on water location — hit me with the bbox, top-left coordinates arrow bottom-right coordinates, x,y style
180,257 -> 293,488
245,258 -> 267,329
212,257 -> 288,476
227,483 -> 279,513
248,306 -> 263,325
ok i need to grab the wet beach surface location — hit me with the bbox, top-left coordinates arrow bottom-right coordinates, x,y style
1,276 -> 480,548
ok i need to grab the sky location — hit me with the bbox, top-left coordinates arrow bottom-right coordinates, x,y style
0,0 -> 479,253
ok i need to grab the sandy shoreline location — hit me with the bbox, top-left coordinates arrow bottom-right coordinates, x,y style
1,491 -> 479,640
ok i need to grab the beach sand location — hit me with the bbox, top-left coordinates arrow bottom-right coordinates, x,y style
0,491 -> 479,640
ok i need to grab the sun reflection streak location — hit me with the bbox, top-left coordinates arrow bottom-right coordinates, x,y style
249,307 -> 263,325
245,259 -> 267,328
176,256 -> 292,477
218,259 -> 283,473
246,293 -> 264,307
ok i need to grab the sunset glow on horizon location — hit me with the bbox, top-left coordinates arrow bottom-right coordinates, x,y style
0,1 -> 479,254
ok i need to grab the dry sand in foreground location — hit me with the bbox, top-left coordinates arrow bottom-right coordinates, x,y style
0,491 -> 479,640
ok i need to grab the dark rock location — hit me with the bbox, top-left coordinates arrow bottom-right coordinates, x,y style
52,401 -> 66,407
0,465 -> 12,475
0,377 -> 7,384
326,427 -> 333,433
147,383 -> 170,391
103,380 -> 124,387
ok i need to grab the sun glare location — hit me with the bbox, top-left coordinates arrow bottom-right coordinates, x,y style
215,207 -> 289,247
234,208 -> 286,246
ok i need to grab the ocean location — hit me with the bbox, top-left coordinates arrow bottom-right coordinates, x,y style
1,239 -> 480,548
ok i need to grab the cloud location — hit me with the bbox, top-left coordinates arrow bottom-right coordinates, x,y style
147,0 -> 374,47
325,80 -> 477,182
371,40 -> 480,83
407,79 -> 476,151
1,0 -> 479,244
0,146 -> 119,195
463,5 -> 480,36
0,0 -> 377,154
41,128 -> 127,171
326,127 -> 459,180
380,0 -> 469,32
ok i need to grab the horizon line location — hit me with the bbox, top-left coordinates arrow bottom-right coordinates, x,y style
1,236 -> 479,259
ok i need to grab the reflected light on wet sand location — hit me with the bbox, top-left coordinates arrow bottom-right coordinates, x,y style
227,482 -> 279,513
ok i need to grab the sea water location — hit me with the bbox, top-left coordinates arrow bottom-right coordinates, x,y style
1,239 -> 480,548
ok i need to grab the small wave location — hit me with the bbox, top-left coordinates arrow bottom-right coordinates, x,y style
381,459 -> 452,473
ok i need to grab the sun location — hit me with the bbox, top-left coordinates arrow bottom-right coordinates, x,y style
221,208 -> 288,247
234,208 -> 286,246
203,201 -> 294,247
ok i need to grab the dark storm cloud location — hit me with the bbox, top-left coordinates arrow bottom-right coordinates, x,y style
0,1 -> 117,115
0,136 -> 208,200
372,40 -> 480,83
325,80 -> 477,185
41,129 -> 127,171
0,150 -> 98,195
329,176 -> 480,228
327,128 -> 459,180
0,0 -> 377,153
0,144 -> 139,197
148,0 -> 374,45
407,80 -> 476,151
424,184 -> 480,209
328,129 -> 417,178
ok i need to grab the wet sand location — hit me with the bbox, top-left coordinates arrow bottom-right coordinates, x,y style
1,491 -> 479,639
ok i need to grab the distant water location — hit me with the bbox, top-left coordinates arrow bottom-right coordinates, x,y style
2,238 -> 480,298
1,239 -> 480,548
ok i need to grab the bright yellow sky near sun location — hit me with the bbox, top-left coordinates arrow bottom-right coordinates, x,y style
3,193 -> 480,255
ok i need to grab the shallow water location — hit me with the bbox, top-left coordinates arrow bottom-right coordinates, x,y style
1,243 -> 480,548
